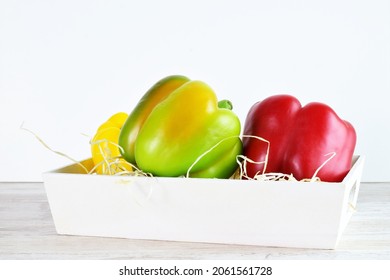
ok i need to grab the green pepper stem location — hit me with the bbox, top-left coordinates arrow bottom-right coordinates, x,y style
218,99 -> 233,110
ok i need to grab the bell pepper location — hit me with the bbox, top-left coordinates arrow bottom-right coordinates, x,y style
243,95 -> 356,182
132,80 -> 242,178
91,112 -> 132,174
119,75 -> 190,164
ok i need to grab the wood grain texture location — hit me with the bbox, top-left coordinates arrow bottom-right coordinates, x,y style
0,182 -> 389,260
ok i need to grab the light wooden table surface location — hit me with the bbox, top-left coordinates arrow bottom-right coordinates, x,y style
0,182 -> 389,260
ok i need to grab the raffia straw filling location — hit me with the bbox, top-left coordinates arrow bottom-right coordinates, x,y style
22,123 -> 150,177
89,137 -> 152,177
20,123 -> 89,174
23,123 -> 336,181
185,134 -> 336,182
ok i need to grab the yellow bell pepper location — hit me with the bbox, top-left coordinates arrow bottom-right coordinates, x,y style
91,112 -> 132,174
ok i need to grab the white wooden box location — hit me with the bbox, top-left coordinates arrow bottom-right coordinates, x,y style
42,156 -> 364,249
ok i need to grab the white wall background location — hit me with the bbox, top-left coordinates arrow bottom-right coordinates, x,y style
0,0 -> 389,182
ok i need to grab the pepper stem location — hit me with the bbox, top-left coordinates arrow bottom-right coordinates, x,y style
218,99 -> 233,110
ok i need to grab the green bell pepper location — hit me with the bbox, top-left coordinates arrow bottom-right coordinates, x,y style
118,75 -> 242,178
134,79 -> 242,178
119,75 -> 190,164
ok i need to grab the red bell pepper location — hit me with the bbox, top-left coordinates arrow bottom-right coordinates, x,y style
243,95 -> 356,182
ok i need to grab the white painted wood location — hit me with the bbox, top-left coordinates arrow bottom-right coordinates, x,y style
41,156 -> 364,249
0,182 -> 389,259
1,1 -> 390,182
